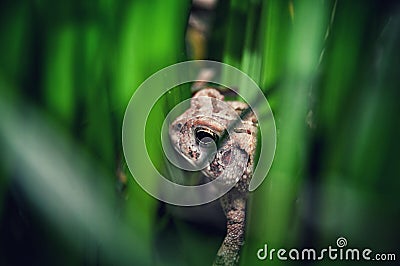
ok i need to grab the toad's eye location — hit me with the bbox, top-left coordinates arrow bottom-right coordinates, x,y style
195,127 -> 218,145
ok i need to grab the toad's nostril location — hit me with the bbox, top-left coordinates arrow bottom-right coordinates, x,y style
174,122 -> 183,131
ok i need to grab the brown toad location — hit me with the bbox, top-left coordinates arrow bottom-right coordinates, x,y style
169,88 -> 258,265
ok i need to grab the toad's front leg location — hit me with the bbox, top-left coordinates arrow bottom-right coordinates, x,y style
213,190 -> 247,266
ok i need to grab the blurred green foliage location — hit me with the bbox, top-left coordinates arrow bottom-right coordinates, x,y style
0,0 -> 191,265
0,0 -> 399,266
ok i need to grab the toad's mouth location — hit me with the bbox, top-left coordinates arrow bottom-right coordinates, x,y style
171,140 -> 219,172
